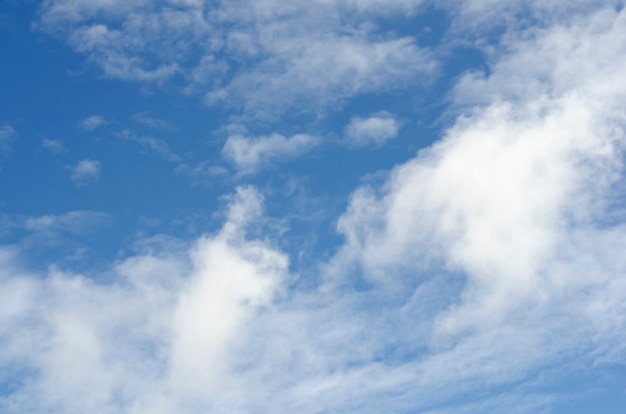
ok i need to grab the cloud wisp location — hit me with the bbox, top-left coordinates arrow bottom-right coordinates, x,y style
345,111 -> 400,148
69,159 -> 100,186
41,138 -> 64,154
117,129 -> 181,163
78,115 -> 108,131
222,133 -> 319,174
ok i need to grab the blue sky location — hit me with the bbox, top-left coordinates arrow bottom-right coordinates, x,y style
2,0 -> 626,413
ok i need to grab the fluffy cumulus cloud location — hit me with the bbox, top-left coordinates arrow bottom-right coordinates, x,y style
345,111 -> 400,148
333,0 -> 626,396
0,187 -> 288,413
222,133 -> 319,173
3,1 -> 626,413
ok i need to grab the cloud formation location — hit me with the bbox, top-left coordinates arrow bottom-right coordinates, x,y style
41,138 -> 64,154
3,1 -> 626,413
117,129 -> 181,162
79,115 -> 107,131
0,187 -> 288,413
222,133 -> 319,173
345,111 -> 400,148
70,159 -> 100,185
36,0 -> 436,116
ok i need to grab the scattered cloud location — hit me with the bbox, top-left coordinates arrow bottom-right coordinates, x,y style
117,129 -> 180,162
79,115 -> 107,131
222,133 -> 319,173
345,111 -> 400,148
131,112 -> 174,130
70,159 -> 100,185
41,138 -> 64,154
24,210 -> 112,235
36,0 -> 437,117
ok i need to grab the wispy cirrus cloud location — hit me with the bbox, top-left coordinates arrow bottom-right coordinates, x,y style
0,186 -> 288,413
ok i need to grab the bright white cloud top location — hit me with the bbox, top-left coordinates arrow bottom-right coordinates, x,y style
1,1 -> 626,413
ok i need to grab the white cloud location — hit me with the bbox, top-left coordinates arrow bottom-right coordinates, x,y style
79,115 -> 107,131
36,0 -> 436,117
41,138 -> 64,154
330,3 -> 626,390
6,2 -> 626,414
0,124 -> 16,159
212,33 -> 436,116
345,111 -> 400,148
24,211 -> 112,235
222,133 -> 319,173
70,159 -> 100,185
0,186 -> 289,413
